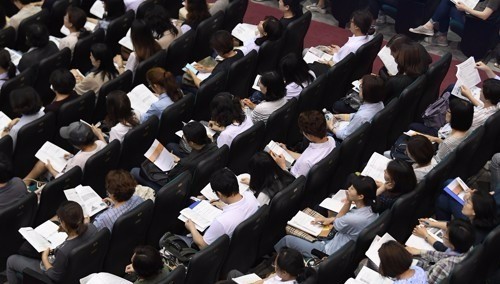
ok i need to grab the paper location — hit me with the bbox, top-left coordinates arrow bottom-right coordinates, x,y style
90,0 -> 105,18
355,266 -> 393,284
264,140 -> 295,168
144,140 -> 176,172
60,21 -> 96,36
35,141 -> 71,173
127,84 -> 159,115
451,85 -> 483,107
231,23 -> 259,43
361,152 -> 391,183
443,177 -> 469,205
65,185 -> 107,217
451,57 -> 481,96
201,173 -> 250,200
252,74 -> 261,91
303,46 -> 333,64
119,29 -> 133,50
405,225 -> 443,251
0,111 -> 12,131
377,46 -> 398,76
19,221 -> 68,252
232,273 -> 262,284
49,36 -> 60,48
287,211 -> 323,236
5,47 -> 22,66
450,0 -> 479,9
178,200 -> 223,232
175,120 -> 216,139
352,80 -> 361,93
319,190 -> 354,213
81,272 -> 133,284
365,233 -> 396,267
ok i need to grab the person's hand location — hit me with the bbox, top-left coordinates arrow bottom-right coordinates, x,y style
185,219 -> 196,232
312,216 -> 328,225
70,69 -> 83,83
460,85 -> 473,99
63,153 -> 73,160
475,61 -> 491,72
384,179 -> 395,190
330,44 -> 340,54
91,125 -> 105,140
41,248 -> 50,259
242,98 -> 256,109
186,68 -> 197,79
113,55 -> 123,66
193,63 -> 211,73
326,116 -> 336,132
405,246 -> 422,256
45,160 -> 56,173
277,142 -> 288,150
125,264 -> 135,274
208,120 -> 225,132
270,151 -> 286,169
210,200 -> 225,209
7,118 -> 20,129
240,176 -> 250,185
413,225 -> 428,238
455,2 -> 468,12
334,114 -> 349,121
171,151 -> 180,163
375,180 -> 384,188
419,218 -> 438,228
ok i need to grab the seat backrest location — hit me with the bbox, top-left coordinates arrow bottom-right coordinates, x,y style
352,210 -> 391,264
226,50 -> 258,98
191,11 -> 225,61
132,50 -> 167,87
14,112 -> 56,177
164,30 -> 196,76
105,10 -> 135,55
159,265 -> 186,284
227,121 -> 265,174
480,225 -> 500,277
0,65 -> 38,118
387,183 -> 425,242
16,9 -> 49,52
82,140 -> 121,198
49,0 -> 73,37
0,26 -> 16,49
93,70 -> 133,123
33,167 -> 83,226
323,53 -> 355,110
190,145 -> 229,196
0,135 -> 13,158
192,72 -> 227,121
119,116 -> 159,170
449,126 -> 485,180
35,47 -> 72,105
264,98 -> 298,146
184,235 -> 230,284
351,33 -> 383,82
72,28 -> 105,74
104,200 -> 154,276
316,240 -> 356,284
468,111 -> 500,176
282,11 -> 312,58
222,0 -> 249,31
256,36 -> 284,75
157,93 -> 195,146
146,172 -> 191,247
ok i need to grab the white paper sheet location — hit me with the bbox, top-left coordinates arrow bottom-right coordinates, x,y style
200,173 -> 250,200
144,140 -> 176,172
81,272 -> 133,284
361,152 -> 391,183
450,0 -> 479,9
377,46 -> 398,76
175,120 -> 216,139
19,221 -> 68,252
90,0 -> 105,18
35,141 -> 71,173
303,46 -> 333,64
252,74 -> 261,91
451,57 -> 481,96
0,111 -> 12,132
231,23 -> 259,43
365,233 -> 396,267
65,185 -> 107,217
61,21 -> 96,36
119,29 -> 133,50
355,266 -> 393,284
233,273 -> 262,284
264,140 -> 295,168
319,190 -> 354,213
287,211 -> 323,236
178,200 -> 223,231
5,47 -> 22,66
127,84 -> 158,115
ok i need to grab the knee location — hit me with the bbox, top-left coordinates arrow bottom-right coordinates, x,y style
492,153 -> 500,167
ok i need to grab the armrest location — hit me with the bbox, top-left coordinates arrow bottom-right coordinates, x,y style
23,268 -> 54,284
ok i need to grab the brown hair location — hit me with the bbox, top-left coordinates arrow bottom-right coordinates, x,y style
298,110 -> 327,138
395,42 -> 428,77
378,240 -> 412,278
146,67 -> 182,102
105,170 -> 137,202
57,201 -> 88,235
130,20 -> 161,63
360,74 -> 385,103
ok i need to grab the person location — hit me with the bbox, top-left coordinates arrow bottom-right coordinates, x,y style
459,78 -> 500,131
104,90 -> 140,143
242,71 -> 288,124
6,201 -> 97,284
406,135 -> 437,182
305,0 -> 327,14
180,0 -> 211,33
274,174 -> 379,257
280,53 -> 316,101
241,152 -> 295,206
45,68 -> 79,113
87,0 -> 126,31
73,43 -> 118,96
329,74 -> 385,140
144,6 -> 180,49
59,7 -> 89,54
475,61 -> 500,80
0,87 -> 45,147
125,245 -> 171,283
208,92 -> 253,148
23,121 -> 107,183
209,0 -> 230,15
409,0 -> 500,46
238,16 -> 283,56
184,168 -> 260,249
131,121 -> 218,191
369,0 -> 399,25
18,23 -> 59,72
406,219 -> 475,284
92,170 -> 143,231
278,0 -> 302,28
0,154 -> 28,210
272,110 -> 336,178
373,160 -> 417,213
7,0 -> 41,30
141,67 -> 183,123
0,48 -> 17,90
377,241 -> 428,284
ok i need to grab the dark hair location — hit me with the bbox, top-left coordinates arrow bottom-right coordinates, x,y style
103,0 -> 125,20
132,245 -> 164,279
276,247 -> 315,283
57,201 -> 88,235
183,121 -> 211,145
66,6 -> 90,39
449,99 -> 474,132
347,173 -> 377,208
145,5 -> 178,40
26,23 -> 50,48
210,30 -> 234,55
395,42 -> 428,77
105,90 -> 139,128
280,53 -> 314,87
10,87 -> 42,115
482,78 -> 500,105
255,16 -> 283,46
50,68 -> 76,94
210,168 -> 239,197
385,160 -> 417,195
0,7 -> 6,29
146,67 -> 182,102
248,152 -> 292,200
0,49 -> 16,79
90,43 -> 118,81
282,0 -> 303,17
406,135 -> 434,165
360,74 -> 385,103
298,110 -> 327,138
260,71 -> 286,101
387,34 -> 412,52
447,219 -> 475,253
351,9 -> 375,36
14,0 -> 31,5
378,240 -> 413,278
105,170 -> 137,202
0,154 -> 14,183
131,19 -> 162,63
210,92 -> 246,127
185,0 -> 210,29
470,190 -> 500,230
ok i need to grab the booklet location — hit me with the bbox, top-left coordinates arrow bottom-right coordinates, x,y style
319,190 -> 354,213
351,80 -> 361,93
233,273 -> 263,284
35,141 -> 71,173
0,111 -> 11,132
183,59 -> 215,82
200,173 -> 250,200
451,56 -> 481,97
49,35 -> 61,48
303,46 -> 333,64
175,120 -> 216,139
61,21 -> 96,36
251,74 -> 261,91
405,224 -> 444,252
361,152 -> 392,183
178,200 -> 223,232
345,266 -> 393,284
264,140 -> 295,169
64,185 -> 108,217
144,139 -> 176,172
231,23 -> 259,43
126,84 -> 158,115
19,220 -> 68,252
119,29 -> 133,50
5,47 -> 22,66
377,46 -> 398,76
81,272 -> 133,284
365,233 -> 396,267
287,211 -> 324,237
450,0 -> 479,9
90,0 -> 105,19
443,177 -> 469,205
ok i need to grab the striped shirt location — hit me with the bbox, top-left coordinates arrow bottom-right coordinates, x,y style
470,104 -> 499,131
250,98 -> 287,124
421,250 -> 467,284
93,195 -> 143,232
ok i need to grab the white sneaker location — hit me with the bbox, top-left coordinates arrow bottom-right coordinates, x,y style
409,25 -> 434,36
305,3 -> 326,14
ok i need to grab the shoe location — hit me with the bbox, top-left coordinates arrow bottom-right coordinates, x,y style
375,15 -> 386,25
305,3 -> 326,13
409,25 -> 434,36
425,35 -> 448,47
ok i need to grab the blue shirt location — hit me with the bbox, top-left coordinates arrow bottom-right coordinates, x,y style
141,93 -> 174,123
335,102 -> 384,140
394,266 -> 428,284
93,195 -> 143,232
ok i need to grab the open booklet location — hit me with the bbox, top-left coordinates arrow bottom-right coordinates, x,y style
450,0 -> 479,9
405,221 -> 444,251
377,46 -> 398,76
0,111 -> 12,131
345,266 -> 393,284
365,233 -> 396,268
232,273 -> 263,284
127,84 -> 159,115
443,177 -> 469,205
361,152 -> 391,183
264,140 -> 295,169
200,173 -> 250,200
35,141 -> 71,173
451,56 -> 481,97
5,47 -> 22,66
287,211 -> 324,237
303,46 -> 333,64
19,220 -> 68,252
178,200 -> 223,232
319,189 -> 354,214
60,22 -> 96,36
64,185 -> 108,217
119,29 -> 133,50
89,0 -> 105,18
144,139 -> 177,172
231,23 -> 259,43
175,120 -> 216,139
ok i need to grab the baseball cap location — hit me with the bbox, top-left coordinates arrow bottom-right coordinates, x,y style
59,121 -> 94,146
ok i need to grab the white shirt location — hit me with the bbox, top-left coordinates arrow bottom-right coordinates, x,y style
123,0 -> 143,12
290,136 -> 336,178
250,98 -> 287,123
59,32 -> 79,54
109,111 -> 141,143
284,71 -> 316,100
58,140 -> 107,177
264,275 -> 298,284
332,34 -> 373,63
413,158 -> 437,183
125,52 -> 138,72
335,102 -> 384,140
470,104 -> 499,131
203,190 -> 259,245
180,24 -> 191,34
217,116 -> 253,148
239,36 -> 260,56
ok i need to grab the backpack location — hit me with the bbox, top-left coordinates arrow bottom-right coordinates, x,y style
422,91 -> 450,129
159,232 -> 198,266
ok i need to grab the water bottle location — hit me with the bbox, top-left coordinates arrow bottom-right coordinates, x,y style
322,108 -> 333,121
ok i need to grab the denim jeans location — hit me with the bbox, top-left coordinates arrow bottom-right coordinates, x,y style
274,235 -> 326,258
431,0 -> 465,33
6,254 -> 43,284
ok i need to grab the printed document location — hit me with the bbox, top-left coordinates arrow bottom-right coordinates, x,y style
35,141 -> 71,173
365,233 -> 396,267
361,152 -> 391,183
90,0 -> 105,18
127,84 -> 159,115
144,140 -> 176,172
264,140 -> 295,168
19,221 -> 68,252
233,273 -> 262,284
61,22 -> 96,36
178,200 -> 223,232
451,57 -> 481,96
231,23 -> 259,43
119,29 -> 133,50
377,46 -> 398,76
287,211 -> 323,236
319,190 -> 354,213
64,185 -> 107,217
303,46 -> 333,64
0,111 -> 11,132
5,47 -> 22,66
175,120 -> 216,139
201,173 -> 250,200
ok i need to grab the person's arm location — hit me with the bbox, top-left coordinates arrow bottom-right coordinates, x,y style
456,2 -> 494,20
335,197 -> 352,218
475,62 -> 497,79
185,219 -> 208,249
460,85 -> 482,107
41,249 -> 53,271
91,125 -> 107,143
186,68 -> 202,88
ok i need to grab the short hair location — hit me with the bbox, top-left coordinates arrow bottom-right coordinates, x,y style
449,99 -> 474,132
26,23 -> 49,48
447,219 -> 475,253
260,71 -> 286,101
297,110 -> 327,138
347,173 -> 377,208
406,135 -> 434,165
132,245 -> 164,279
482,78 -> 500,105
0,154 -> 14,183
210,92 -> 245,126
10,87 -> 42,115
209,168 -> 239,197
57,201 -> 88,235
350,9 -> 375,35
50,68 -> 76,94
105,170 -> 137,202
276,247 -> 310,281
66,6 -> 87,32
385,160 -> 417,195
281,0 -> 303,17
395,42 -> 429,77
360,74 -> 385,103
183,121 -> 211,145
378,240 -> 413,278
210,30 -> 234,55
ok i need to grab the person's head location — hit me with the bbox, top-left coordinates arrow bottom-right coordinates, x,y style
182,121 -> 212,146
359,74 -> 385,103
279,0 -> 303,17
378,240 -> 413,278
248,151 -> 287,197
481,78 -> 500,105
10,87 -> 42,115
384,160 -> 417,195
0,154 -> 14,184
256,16 -> 283,44
64,6 -> 86,32
350,9 -> 375,36
59,121 -> 96,148
462,190 -> 499,228
394,42 -> 428,77
131,245 -> 164,280
145,5 -> 178,39
105,170 -> 137,202
445,219 -> 475,253
146,67 -> 182,102
56,201 -> 87,235
346,173 -> 377,207
449,99 -> 474,132
275,248 -> 313,282
210,92 -> 245,126
102,0 -> 125,20
0,49 -> 16,79
387,34 -> 412,56
280,53 -> 314,86
90,43 -> 118,80
49,68 -> 76,95
406,135 -> 435,166
210,30 -> 234,56
298,110 -> 327,140
106,90 -> 139,127
210,168 -> 239,199
185,0 -> 210,28
131,19 -> 161,62
26,23 -> 49,48
259,71 -> 286,101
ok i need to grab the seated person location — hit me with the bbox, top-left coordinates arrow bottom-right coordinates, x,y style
377,241 -> 427,283
238,16 -> 283,56
59,7 -> 89,54
104,90 -> 140,143
92,170 -> 143,232
0,49 -> 17,90
274,174 -> 379,257
374,160 -> 417,213
179,0 -> 211,33
183,168 -> 260,249
272,110 -> 336,178
278,0 -> 302,28
6,201 -> 97,284
7,0 -> 41,30
406,219 -> 475,283
125,245 -> 171,283
459,78 -> 500,131
475,61 -> 500,80
0,154 -> 28,210
144,6 -> 180,49
406,135 -> 437,183
280,53 -> 316,101
45,68 -> 78,113
18,23 -> 59,72
209,0 -> 229,15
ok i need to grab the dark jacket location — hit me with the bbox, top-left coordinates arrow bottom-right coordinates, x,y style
18,42 -> 59,72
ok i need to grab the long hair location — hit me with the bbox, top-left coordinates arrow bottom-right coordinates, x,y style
185,0 -> 210,29
144,5 -> 179,40
105,90 -> 140,128
90,43 -> 118,81
209,92 -> 245,127
146,67 -> 182,102
131,20 -> 162,62
248,152 -> 291,200
57,201 -> 88,235
280,53 -> 314,87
